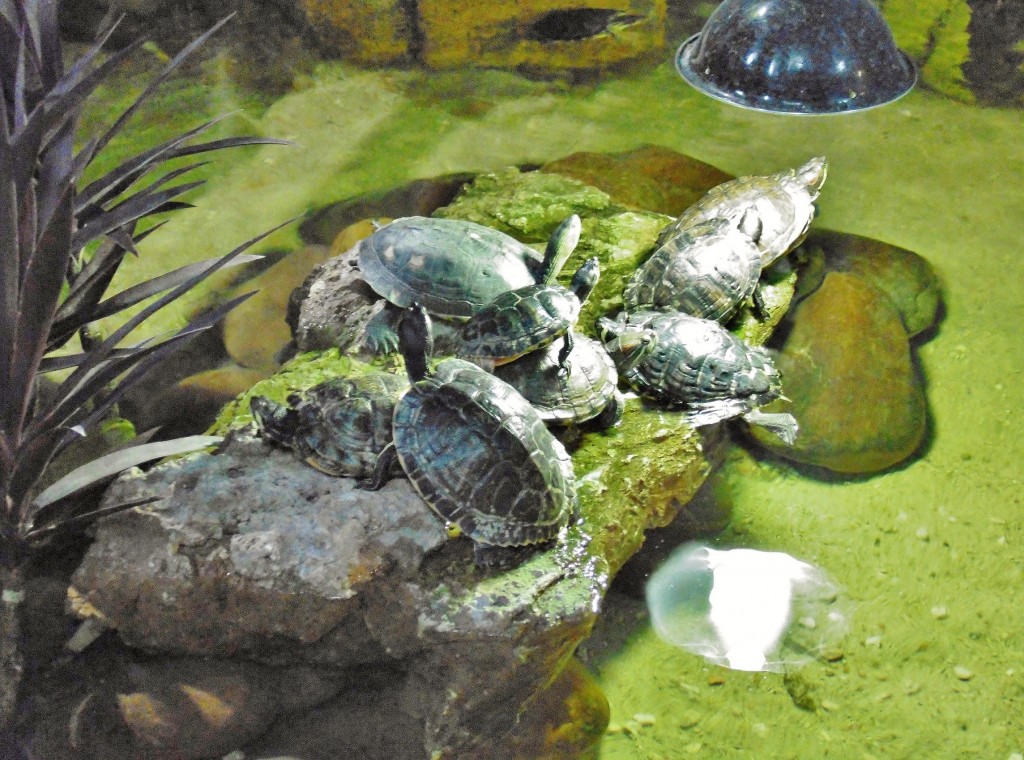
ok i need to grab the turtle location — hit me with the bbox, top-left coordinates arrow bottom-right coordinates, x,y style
623,208 -> 764,322
494,332 -> 623,430
250,372 -> 409,479
362,304 -> 577,566
456,256 -> 600,373
356,214 -> 582,353
655,156 -> 827,267
597,310 -> 798,443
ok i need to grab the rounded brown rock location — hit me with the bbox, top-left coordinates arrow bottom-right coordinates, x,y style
751,271 -> 927,473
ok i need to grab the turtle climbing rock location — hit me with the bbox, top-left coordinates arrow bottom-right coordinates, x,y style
624,209 -> 764,322
457,256 -> 600,373
356,214 -> 581,353
598,310 -> 798,443
362,304 -> 577,566
656,156 -> 827,266
250,372 -> 409,478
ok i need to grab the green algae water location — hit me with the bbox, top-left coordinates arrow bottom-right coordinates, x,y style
74,16 -> 1023,760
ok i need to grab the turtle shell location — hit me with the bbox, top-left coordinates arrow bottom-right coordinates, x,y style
600,311 -> 782,418
357,216 -> 541,320
656,157 -> 827,265
252,373 -> 408,478
624,216 -> 762,321
393,358 -> 576,547
457,282 -> 581,364
495,333 -> 621,427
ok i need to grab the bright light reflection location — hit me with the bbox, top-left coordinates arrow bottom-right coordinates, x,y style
645,543 -> 850,672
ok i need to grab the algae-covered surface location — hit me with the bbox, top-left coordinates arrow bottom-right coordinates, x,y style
85,42 -> 1024,758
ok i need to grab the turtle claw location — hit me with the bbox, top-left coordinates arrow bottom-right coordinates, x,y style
364,308 -> 402,354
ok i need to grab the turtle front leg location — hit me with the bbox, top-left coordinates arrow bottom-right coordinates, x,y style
357,442 -> 399,490
556,330 -> 575,377
364,304 -> 403,354
751,282 -> 770,321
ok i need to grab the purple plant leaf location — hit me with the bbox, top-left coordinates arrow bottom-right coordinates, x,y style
70,179 -> 204,252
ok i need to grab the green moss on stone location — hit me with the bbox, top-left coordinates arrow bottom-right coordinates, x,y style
210,349 -> 400,433
884,0 -> 973,102
435,167 -> 620,240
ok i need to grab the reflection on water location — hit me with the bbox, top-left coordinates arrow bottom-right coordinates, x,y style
646,543 -> 850,672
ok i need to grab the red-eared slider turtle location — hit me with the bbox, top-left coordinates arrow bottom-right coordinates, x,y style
357,214 -> 581,353
250,372 -> 409,478
598,310 -> 798,443
363,304 -> 577,565
495,332 -> 623,430
624,209 -> 763,321
656,157 -> 827,266
457,256 -> 600,374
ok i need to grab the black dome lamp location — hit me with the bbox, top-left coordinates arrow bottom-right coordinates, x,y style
676,0 -> 917,114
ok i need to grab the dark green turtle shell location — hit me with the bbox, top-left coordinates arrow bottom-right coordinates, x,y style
599,310 -> 782,422
251,373 -> 409,478
392,358 -> 576,547
456,282 -> 581,363
357,216 -> 541,320
495,333 -> 621,427
623,216 -> 762,322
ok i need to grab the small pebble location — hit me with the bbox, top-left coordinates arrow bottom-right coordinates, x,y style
707,672 -> 726,686
931,605 -> 948,620
915,526 -> 929,540
865,635 -> 883,647
820,699 -> 841,712
821,647 -> 845,662
799,616 -> 817,629
678,709 -> 701,729
633,713 -> 656,726
953,666 -> 973,681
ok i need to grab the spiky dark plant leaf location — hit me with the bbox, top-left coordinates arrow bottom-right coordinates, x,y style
0,0 -> 291,567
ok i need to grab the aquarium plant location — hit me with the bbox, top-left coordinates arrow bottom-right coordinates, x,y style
1,0 -> 287,725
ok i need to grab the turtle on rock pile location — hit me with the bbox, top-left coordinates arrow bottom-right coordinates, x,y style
251,157 -> 827,565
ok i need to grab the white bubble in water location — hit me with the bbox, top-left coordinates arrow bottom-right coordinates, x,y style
645,543 -> 850,672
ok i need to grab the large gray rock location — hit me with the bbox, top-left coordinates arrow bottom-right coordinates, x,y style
70,433 -> 607,756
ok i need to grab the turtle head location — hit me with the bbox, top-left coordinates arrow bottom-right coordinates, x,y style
250,395 -> 299,447
397,302 -> 434,383
597,314 -> 657,373
539,214 -> 582,284
607,328 -> 657,374
570,257 -> 600,302
796,157 -> 828,194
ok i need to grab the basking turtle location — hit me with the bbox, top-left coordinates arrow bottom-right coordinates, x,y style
598,310 -> 798,443
250,372 -> 409,478
656,156 -> 827,266
623,209 -> 763,321
363,304 -> 577,566
357,214 -> 581,353
495,332 -> 623,429
456,256 -> 600,373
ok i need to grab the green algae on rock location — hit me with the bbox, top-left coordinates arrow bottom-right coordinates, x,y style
211,350 -> 397,433
435,167 -> 619,239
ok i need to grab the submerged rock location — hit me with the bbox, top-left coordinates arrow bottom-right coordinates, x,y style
223,245 -> 334,372
799,229 -> 943,337
543,145 -> 733,215
751,271 -> 928,473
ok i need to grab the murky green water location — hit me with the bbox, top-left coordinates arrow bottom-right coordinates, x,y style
83,17 -> 1024,758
